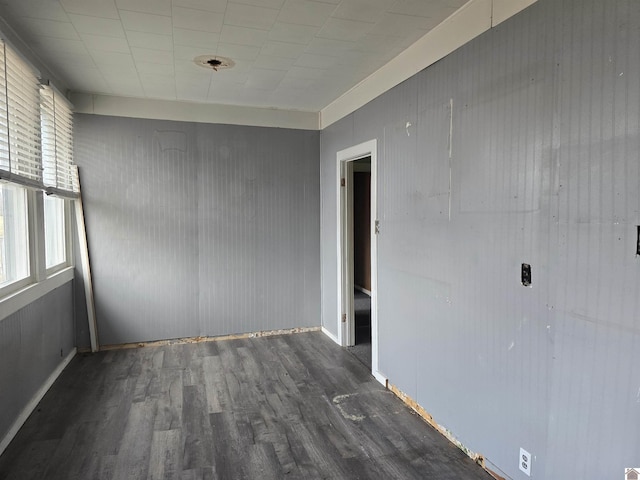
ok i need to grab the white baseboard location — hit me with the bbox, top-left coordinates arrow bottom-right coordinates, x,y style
0,348 -> 77,456
373,370 -> 388,386
321,326 -> 340,345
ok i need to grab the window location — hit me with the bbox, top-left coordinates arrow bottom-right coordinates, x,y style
41,85 -> 74,273
0,183 -> 29,289
40,85 -> 76,196
0,41 -> 43,189
44,195 -> 66,269
0,39 -> 76,310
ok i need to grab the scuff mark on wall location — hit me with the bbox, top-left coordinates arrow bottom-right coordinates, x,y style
154,130 -> 187,153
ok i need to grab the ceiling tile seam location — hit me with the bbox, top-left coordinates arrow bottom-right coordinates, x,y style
255,48 -> 302,61
163,0 -> 178,101
52,12 -> 108,93
119,7 -> 165,99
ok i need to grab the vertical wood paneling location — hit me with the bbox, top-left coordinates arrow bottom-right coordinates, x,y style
549,0 -> 640,477
75,117 -> 199,344
196,125 -> 319,337
74,116 -> 320,345
0,283 -> 74,444
319,0 -> 640,478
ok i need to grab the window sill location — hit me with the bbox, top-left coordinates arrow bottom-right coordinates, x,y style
0,267 -> 74,322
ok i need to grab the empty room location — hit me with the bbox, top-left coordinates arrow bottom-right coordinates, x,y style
0,0 -> 638,478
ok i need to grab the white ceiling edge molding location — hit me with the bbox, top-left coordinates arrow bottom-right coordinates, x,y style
71,93 -> 320,131
320,0 -> 538,129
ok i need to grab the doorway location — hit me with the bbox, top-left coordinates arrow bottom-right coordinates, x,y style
349,158 -> 372,368
336,139 -> 385,385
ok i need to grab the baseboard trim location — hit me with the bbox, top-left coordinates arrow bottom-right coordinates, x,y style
321,326 -> 340,345
0,348 -> 77,456
372,370 -> 387,386
91,326 -> 322,352
387,382 -> 505,480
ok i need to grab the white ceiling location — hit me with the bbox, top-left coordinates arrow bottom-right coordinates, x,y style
0,0 -> 470,113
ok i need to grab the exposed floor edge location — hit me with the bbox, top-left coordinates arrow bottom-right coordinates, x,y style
81,326 -> 322,352
0,348 -> 77,457
387,382 -> 506,480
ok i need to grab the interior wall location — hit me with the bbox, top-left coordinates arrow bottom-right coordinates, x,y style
0,282 -> 75,445
74,115 -> 320,346
320,0 -> 640,478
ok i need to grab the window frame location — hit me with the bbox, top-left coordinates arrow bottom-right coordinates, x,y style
43,194 -> 71,275
0,183 -> 34,297
0,39 -> 75,320
0,186 -> 74,317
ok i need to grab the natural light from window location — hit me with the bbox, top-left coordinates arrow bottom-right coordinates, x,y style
44,194 -> 65,269
0,183 -> 29,287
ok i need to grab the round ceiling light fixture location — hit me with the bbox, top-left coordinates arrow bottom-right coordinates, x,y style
194,55 -> 235,71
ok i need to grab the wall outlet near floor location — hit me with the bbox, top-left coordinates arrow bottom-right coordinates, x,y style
519,447 -> 531,476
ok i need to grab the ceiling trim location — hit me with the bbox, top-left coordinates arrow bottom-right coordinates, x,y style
319,0 -> 538,129
71,93 -> 320,131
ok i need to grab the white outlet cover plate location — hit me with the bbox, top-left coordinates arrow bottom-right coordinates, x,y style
519,447 -> 531,476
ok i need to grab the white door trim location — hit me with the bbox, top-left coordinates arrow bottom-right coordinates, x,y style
336,139 -> 385,385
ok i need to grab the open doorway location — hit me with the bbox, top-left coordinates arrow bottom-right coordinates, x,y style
337,139 -> 385,385
349,158 -> 372,368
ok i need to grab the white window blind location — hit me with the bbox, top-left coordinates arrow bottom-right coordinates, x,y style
41,85 -> 77,196
0,41 -> 43,189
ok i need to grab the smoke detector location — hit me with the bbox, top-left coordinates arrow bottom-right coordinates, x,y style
194,55 -> 235,71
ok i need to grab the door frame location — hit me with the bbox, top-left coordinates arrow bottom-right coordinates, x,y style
336,139 -> 385,385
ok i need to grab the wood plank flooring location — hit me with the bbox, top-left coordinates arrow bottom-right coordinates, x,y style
0,331 -> 492,479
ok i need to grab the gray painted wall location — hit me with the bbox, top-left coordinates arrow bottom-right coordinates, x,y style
320,0 -> 640,478
0,282 -> 75,444
74,115 -> 320,346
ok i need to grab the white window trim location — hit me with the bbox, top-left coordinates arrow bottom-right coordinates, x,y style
0,188 -> 74,318
0,266 -> 74,322
0,275 -> 32,300
44,196 -> 72,276
0,184 -> 36,298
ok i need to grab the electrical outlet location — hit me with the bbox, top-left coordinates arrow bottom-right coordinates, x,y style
519,447 -> 531,476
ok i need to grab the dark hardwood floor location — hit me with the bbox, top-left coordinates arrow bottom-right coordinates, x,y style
0,331 -> 492,479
